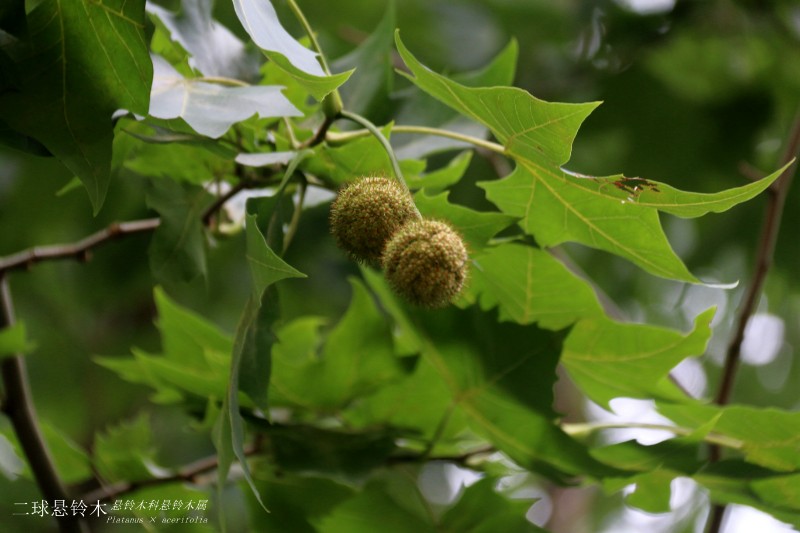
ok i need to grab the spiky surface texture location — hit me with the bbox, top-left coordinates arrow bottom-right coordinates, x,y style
330,177 -> 418,266
382,219 -> 468,308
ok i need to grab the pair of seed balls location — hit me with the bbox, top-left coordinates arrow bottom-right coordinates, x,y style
330,177 -> 468,308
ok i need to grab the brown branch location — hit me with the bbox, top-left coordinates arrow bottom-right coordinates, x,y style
385,445 -> 496,467
714,112 -> 800,408
201,179 -> 251,226
83,440 -> 493,504
299,113 -> 338,149
80,444 -> 258,504
0,219 -> 160,275
1,277 -> 87,533
706,110 -> 800,533
0,174 -> 274,276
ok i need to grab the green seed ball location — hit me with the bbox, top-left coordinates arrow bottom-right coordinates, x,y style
330,177 -> 419,266
382,219 -> 468,308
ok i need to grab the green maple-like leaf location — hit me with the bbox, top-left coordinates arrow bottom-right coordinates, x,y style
149,54 -> 301,139
95,287 -> 232,402
468,243 -> 603,330
146,0 -> 260,80
245,213 -> 306,299
395,32 -> 783,284
270,279 -> 406,410
0,0 -> 152,213
405,150 -> 473,192
232,0 -> 352,100
562,307 -> 716,408
659,403 -> 800,472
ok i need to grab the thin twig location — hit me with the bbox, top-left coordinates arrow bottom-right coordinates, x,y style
714,112 -> 800,408
706,110 -> 800,533
0,219 -> 160,275
282,179 -> 306,255
299,114 -> 337,149
338,111 -> 423,219
285,0 -> 333,76
1,277 -> 86,533
81,444 -> 259,504
201,180 -> 252,226
385,444 -> 496,467
84,439 -> 493,504
0,172 -> 279,275
327,124 -> 507,155
562,421 -> 744,450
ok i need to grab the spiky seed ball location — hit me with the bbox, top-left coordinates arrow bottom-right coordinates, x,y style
382,219 -> 468,308
330,177 -> 418,266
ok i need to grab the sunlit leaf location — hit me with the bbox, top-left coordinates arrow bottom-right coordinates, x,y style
146,0 -> 260,80
480,166 -> 702,282
396,33 -> 779,284
469,243 -> 603,330
236,151 -> 296,167
751,473 -> 800,512
245,214 -> 306,299
231,0 -> 352,100
587,164 -> 788,219
562,308 -> 715,408
658,404 -> 800,472
625,470 -> 674,513
149,54 -> 301,138
394,38 -> 518,160
396,33 -> 593,167
406,150 -> 473,192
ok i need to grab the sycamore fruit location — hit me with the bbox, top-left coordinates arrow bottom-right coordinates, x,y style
330,177 -> 419,266
382,219 -> 468,308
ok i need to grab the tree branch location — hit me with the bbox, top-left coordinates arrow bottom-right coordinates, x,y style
1,277 -> 86,533
0,219 -> 160,275
80,444 -> 259,504
81,440 -> 495,504
714,112 -> 800,408
706,110 -> 800,533
0,173 -> 273,276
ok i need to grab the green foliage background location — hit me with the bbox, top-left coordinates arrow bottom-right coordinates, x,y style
0,0 -> 799,532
